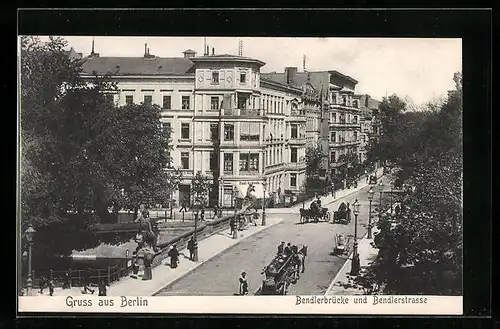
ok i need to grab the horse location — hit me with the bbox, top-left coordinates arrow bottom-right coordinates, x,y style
299,208 -> 310,224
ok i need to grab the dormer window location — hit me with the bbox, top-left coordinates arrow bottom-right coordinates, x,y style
212,71 -> 219,84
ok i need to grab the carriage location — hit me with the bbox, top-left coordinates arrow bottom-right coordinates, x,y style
332,233 -> 351,256
260,245 -> 307,295
332,202 -> 351,225
299,205 -> 331,224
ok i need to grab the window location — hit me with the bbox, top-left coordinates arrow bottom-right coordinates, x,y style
166,151 -> 172,168
342,95 -> 347,105
182,96 -> 190,109
237,97 -> 247,110
162,95 -> 171,109
354,116 -> 358,124
224,153 -> 233,172
353,100 -> 359,108
181,123 -> 190,139
240,73 -> 246,84
330,151 -> 336,163
224,123 -> 234,141
125,95 -> 134,104
291,148 -> 298,163
240,153 -> 259,172
240,122 -> 260,141
354,131 -> 358,141
209,152 -> 218,170
210,123 -> 219,141
290,173 -> 297,188
181,152 -> 189,169
330,131 -> 336,142
210,96 -> 219,110
212,71 -> 219,84
143,95 -> 152,105
291,124 -> 298,139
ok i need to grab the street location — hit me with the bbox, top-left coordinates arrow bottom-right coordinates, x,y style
156,184 -> 383,296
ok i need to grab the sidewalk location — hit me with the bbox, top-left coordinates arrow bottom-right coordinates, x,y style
266,167 -> 385,214
324,201 -> 396,296
324,227 -> 380,295
41,217 -> 283,297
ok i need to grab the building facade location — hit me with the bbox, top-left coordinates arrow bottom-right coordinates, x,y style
354,94 -> 380,164
81,49 -> 307,207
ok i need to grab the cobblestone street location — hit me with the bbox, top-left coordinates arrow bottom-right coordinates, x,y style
156,184 -> 380,296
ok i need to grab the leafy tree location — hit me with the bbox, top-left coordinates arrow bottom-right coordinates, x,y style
305,144 -> 323,177
357,73 -> 463,295
20,36 -> 181,257
191,171 -> 212,209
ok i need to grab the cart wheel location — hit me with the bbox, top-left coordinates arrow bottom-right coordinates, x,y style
324,212 -> 331,222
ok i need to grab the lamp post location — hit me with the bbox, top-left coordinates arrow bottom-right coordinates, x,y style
368,187 -> 374,239
193,210 -> 199,262
233,187 -> 238,239
25,224 -> 36,296
262,180 -> 267,226
378,181 -> 384,215
350,199 -> 360,276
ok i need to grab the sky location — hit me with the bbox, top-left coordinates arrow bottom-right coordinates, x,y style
52,36 -> 461,106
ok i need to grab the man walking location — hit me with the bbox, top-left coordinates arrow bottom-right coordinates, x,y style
168,245 -> 179,269
179,201 -> 188,213
187,236 -> 196,261
39,276 -> 46,295
239,271 -> 248,296
229,217 -> 236,237
62,272 -> 71,289
48,279 -> 55,296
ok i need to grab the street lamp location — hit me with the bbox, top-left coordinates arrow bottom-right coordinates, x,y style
262,180 -> 267,226
367,187 -> 374,239
193,211 -> 199,262
25,224 -> 36,296
350,199 -> 361,276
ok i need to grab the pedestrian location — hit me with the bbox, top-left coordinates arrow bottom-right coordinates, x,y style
168,245 -> 179,269
277,241 -> 285,254
48,279 -> 54,296
229,217 -> 236,237
187,236 -> 196,261
179,201 -> 188,213
82,268 -> 95,294
284,243 -> 292,255
200,208 -> 205,221
239,271 -> 248,295
39,276 -> 46,295
98,280 -> 108,296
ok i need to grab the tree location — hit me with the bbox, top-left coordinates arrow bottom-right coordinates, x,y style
191,172 -> 212,209
20,36 -> 181,257
305,144 -> 323,177
359,73 -> 463,295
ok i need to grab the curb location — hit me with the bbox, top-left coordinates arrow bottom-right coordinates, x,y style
151,219 -> 283,296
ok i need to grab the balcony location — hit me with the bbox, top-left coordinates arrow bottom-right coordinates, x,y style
223,108 -> 263,116
287,162 -> 306,171
288,137 -> 307,145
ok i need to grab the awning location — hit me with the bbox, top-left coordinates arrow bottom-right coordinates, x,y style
237,183 -> 271,199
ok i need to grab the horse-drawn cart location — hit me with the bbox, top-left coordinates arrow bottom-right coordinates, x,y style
332,202 -> 351,225
299,206 -> 331,224
260,245 -> 307,295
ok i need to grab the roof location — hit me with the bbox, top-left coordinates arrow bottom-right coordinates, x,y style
183,49 -> 196,53
81,57 -> 195,76
328,70 -> 358,85
261,77 -> 303,94
190,54 -> 266,66
261,72 -> 309,88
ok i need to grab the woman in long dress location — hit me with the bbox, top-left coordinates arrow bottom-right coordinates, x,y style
168,245 -> 179,269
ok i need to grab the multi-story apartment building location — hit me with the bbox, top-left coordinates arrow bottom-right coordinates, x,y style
263,69 -> 361,181
354,94 -> 380,163
81,47 -> 307,207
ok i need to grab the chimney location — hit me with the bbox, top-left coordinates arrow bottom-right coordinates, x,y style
206,45 -> 209,56
285,67 -> 298,85
365,94 -> 369,107
144,43 -> 148,56
212,47 -> 215,55
89,37 -> 99,58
